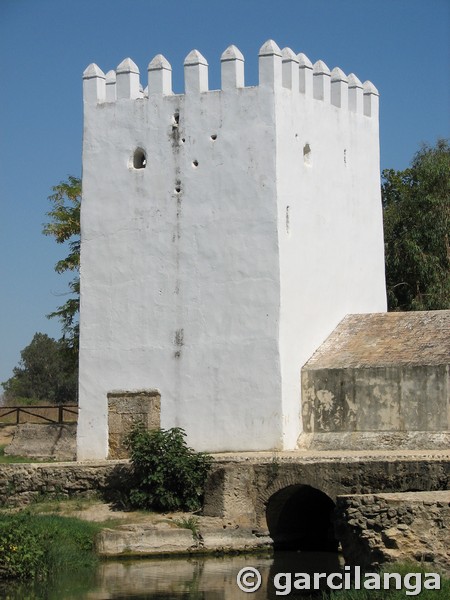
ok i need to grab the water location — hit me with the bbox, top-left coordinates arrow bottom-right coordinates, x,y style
2,552 -> 343,599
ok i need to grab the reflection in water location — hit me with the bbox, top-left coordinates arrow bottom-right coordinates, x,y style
267,552 -> 343,598
2,552 -> 344,599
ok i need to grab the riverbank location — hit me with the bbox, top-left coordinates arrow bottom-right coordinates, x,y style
1,498 -> 272,560
0,510 -> 101,580
1,501 -> 448,600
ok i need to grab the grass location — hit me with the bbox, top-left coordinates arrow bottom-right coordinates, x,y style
0,445 -> 53,464
0,511 -> 102,580
174,515 -> 201,538
26,495 -> 97,514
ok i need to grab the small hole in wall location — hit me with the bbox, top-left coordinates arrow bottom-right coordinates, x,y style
133,148 -> 147,169
181,138 -> 185,143
192,160 -> 199,168
303,143 -> 312,166
175,184 -> 181,193
210,134 -> 217,141
344,149 -> 347,165
172,112 -> 180,126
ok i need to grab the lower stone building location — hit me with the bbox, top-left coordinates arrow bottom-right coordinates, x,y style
299,310 -> 450,451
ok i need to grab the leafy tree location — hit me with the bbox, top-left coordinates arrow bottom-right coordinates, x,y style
43,175 -> 81,368
382,139 -> 450,311
1,333 -> 77,404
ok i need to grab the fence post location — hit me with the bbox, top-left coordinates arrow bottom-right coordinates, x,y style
58,405 -> 63,423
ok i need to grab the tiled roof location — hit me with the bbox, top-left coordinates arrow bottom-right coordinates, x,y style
304,311 -> 450,369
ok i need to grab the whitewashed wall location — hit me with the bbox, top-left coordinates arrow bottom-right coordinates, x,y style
275,52 -> 386,449
78,41 -> 386,460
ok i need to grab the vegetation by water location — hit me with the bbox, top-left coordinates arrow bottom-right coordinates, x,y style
0,512 -> 101,580
325,563 -> 447,599
125,424 -> 212,512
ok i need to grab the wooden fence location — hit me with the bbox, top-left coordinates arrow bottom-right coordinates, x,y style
0,405 -> 78,425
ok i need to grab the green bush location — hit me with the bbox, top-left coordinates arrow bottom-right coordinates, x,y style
0,512 -> 100,580
125,424 -> 212,512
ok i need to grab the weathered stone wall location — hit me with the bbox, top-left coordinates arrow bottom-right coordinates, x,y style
301,365 -> 449,434
5,423 -> 77,461
107,390 -> 160,459
335,491 -> 450,574
0,461 -> 132,507
202,452 -> 450,528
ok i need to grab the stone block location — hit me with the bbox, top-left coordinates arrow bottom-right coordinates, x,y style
107,391 -> 161,459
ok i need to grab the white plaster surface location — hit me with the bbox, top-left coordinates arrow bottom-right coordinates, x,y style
78,43 -> 386,460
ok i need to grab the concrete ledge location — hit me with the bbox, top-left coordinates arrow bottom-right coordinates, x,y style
96,522 -> 272,557
298,431 -> 450,451
97,524 -> 196,556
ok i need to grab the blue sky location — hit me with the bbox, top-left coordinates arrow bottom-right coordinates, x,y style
0,0 -> 449,387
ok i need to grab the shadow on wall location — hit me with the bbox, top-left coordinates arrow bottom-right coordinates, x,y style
266,484 -> 338,552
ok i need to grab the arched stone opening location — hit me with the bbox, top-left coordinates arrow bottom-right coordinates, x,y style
266,484 -> 338,552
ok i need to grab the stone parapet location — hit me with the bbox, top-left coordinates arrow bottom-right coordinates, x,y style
0,461 -> 132,508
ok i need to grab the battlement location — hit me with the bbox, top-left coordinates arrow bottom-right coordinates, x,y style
83,40 -> 379,118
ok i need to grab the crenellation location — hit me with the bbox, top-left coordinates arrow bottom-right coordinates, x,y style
281,47 -> 299,91
297,52 -> 313,95
83,63 -> 105,104
116,58 -> 140,100
313,60 -> 331,101
148,54 -> 172,95
348,73 -> 364,114
184,49 -> 208,93
258,39 -> 282,87
363,81 -> 379,118
220,45 -> 245,90
331,67 -> 348,109
82,44 -> 377,120
105,70 -> 116,102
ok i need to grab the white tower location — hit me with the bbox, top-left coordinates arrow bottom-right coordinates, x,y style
78,41 -> 386,460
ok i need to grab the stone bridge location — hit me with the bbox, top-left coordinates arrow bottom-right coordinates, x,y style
203,449 -> 450,551
0,448 -> 448,555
